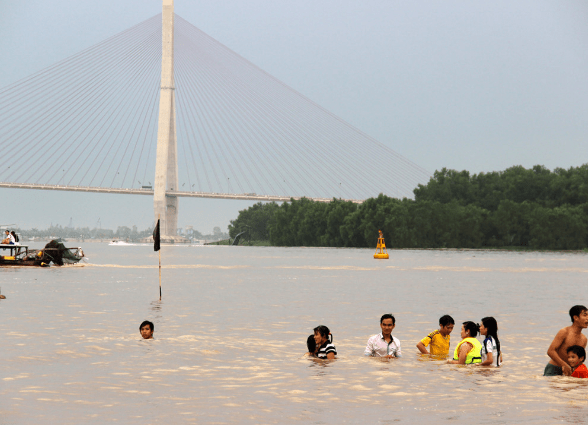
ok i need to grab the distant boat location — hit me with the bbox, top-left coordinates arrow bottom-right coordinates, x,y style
109,240 -> 134,246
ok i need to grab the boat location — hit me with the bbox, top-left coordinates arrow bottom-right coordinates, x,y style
109,240 -> 134,246
0,239 -> 85,267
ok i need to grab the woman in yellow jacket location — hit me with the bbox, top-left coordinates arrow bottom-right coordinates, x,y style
447,321 -> 482,364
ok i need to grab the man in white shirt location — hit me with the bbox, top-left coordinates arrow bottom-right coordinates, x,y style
364,314 -> 402,358
2,230 -> 15,245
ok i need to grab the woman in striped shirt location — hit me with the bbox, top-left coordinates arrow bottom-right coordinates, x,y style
314,325 -> 337,359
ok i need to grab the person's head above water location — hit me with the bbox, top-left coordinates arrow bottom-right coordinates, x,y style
380,314 -> 396,337
313,325 -> 332,347
480,316 -> 501,358
567,345 -> 586,368
307,334 -> 317,354
380,314 -> 395,325
461,321 -> 479,338
569,305 -> 588,325
140,320 -> 154,339
480,317 -> 498,336
439,315 -> 455,336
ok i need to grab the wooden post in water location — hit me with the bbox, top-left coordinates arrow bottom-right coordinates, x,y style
158,214 -> 162,301
154,215 -> 162,300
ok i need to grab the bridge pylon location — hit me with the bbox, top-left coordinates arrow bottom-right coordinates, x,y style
154,0 -> 182,240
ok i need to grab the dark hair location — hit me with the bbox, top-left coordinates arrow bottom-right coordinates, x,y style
11,231 -> 19,242
380,314 -> 395,325
313,325 -> 333,343
140,320 -> 154,332
462,321 -> 479,338
481,317 -> 501,366
439,315 -> 455,327
569,305 -> 588,323
567,345 -> 586,361
307,334 -> 316,353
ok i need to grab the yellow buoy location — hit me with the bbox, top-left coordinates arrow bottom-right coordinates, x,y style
374,229 -> 389,259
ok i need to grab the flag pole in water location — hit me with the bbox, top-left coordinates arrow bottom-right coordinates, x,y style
153,216 -> 161,300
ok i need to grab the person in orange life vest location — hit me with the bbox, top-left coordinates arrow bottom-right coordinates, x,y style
567,345 -> 588,378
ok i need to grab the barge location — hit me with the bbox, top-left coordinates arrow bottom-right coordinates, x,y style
0,239 -> 85,267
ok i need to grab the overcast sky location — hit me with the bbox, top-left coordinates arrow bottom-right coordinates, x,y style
1,0 -> 587,232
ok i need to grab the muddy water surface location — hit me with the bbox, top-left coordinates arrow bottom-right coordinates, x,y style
2,245 -> 588,424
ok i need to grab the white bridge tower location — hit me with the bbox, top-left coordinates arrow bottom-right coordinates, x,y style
153,0 -> 180,239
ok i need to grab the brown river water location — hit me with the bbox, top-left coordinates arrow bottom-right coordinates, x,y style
2,244 -> 588,424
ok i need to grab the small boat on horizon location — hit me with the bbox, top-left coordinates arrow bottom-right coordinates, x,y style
109,240 -> 134,246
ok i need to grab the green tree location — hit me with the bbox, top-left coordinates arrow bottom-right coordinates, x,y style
229,202 -> 280,241
320,199 -> 358,247
528,205 -> 587,250
492,200 -> 534,246
414,168 -> 474,205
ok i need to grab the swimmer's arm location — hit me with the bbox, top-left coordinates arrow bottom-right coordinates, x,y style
448,343 -> 471,364
364,339 -> 374,356
326,352 -> 336,360
416,341 -> 429,355
457,343 -> 471,364
480,351 -> 493,366
547,329 -> 572,375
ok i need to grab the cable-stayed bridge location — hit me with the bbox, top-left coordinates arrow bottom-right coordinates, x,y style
0,1 -> 430,237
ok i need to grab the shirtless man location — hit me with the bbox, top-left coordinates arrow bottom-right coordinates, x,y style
544,305 -> 588,376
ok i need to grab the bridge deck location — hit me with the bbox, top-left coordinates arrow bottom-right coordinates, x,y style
0,183 -> 363,204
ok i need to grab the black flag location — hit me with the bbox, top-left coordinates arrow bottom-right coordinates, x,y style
153,219 -> 161,251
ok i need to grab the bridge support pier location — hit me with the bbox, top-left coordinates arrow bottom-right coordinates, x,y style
154,0 -> 184,241
165,194 -> 178,235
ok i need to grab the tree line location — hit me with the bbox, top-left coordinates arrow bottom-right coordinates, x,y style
13,225 -> 153,241
228,164 -> 588,250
